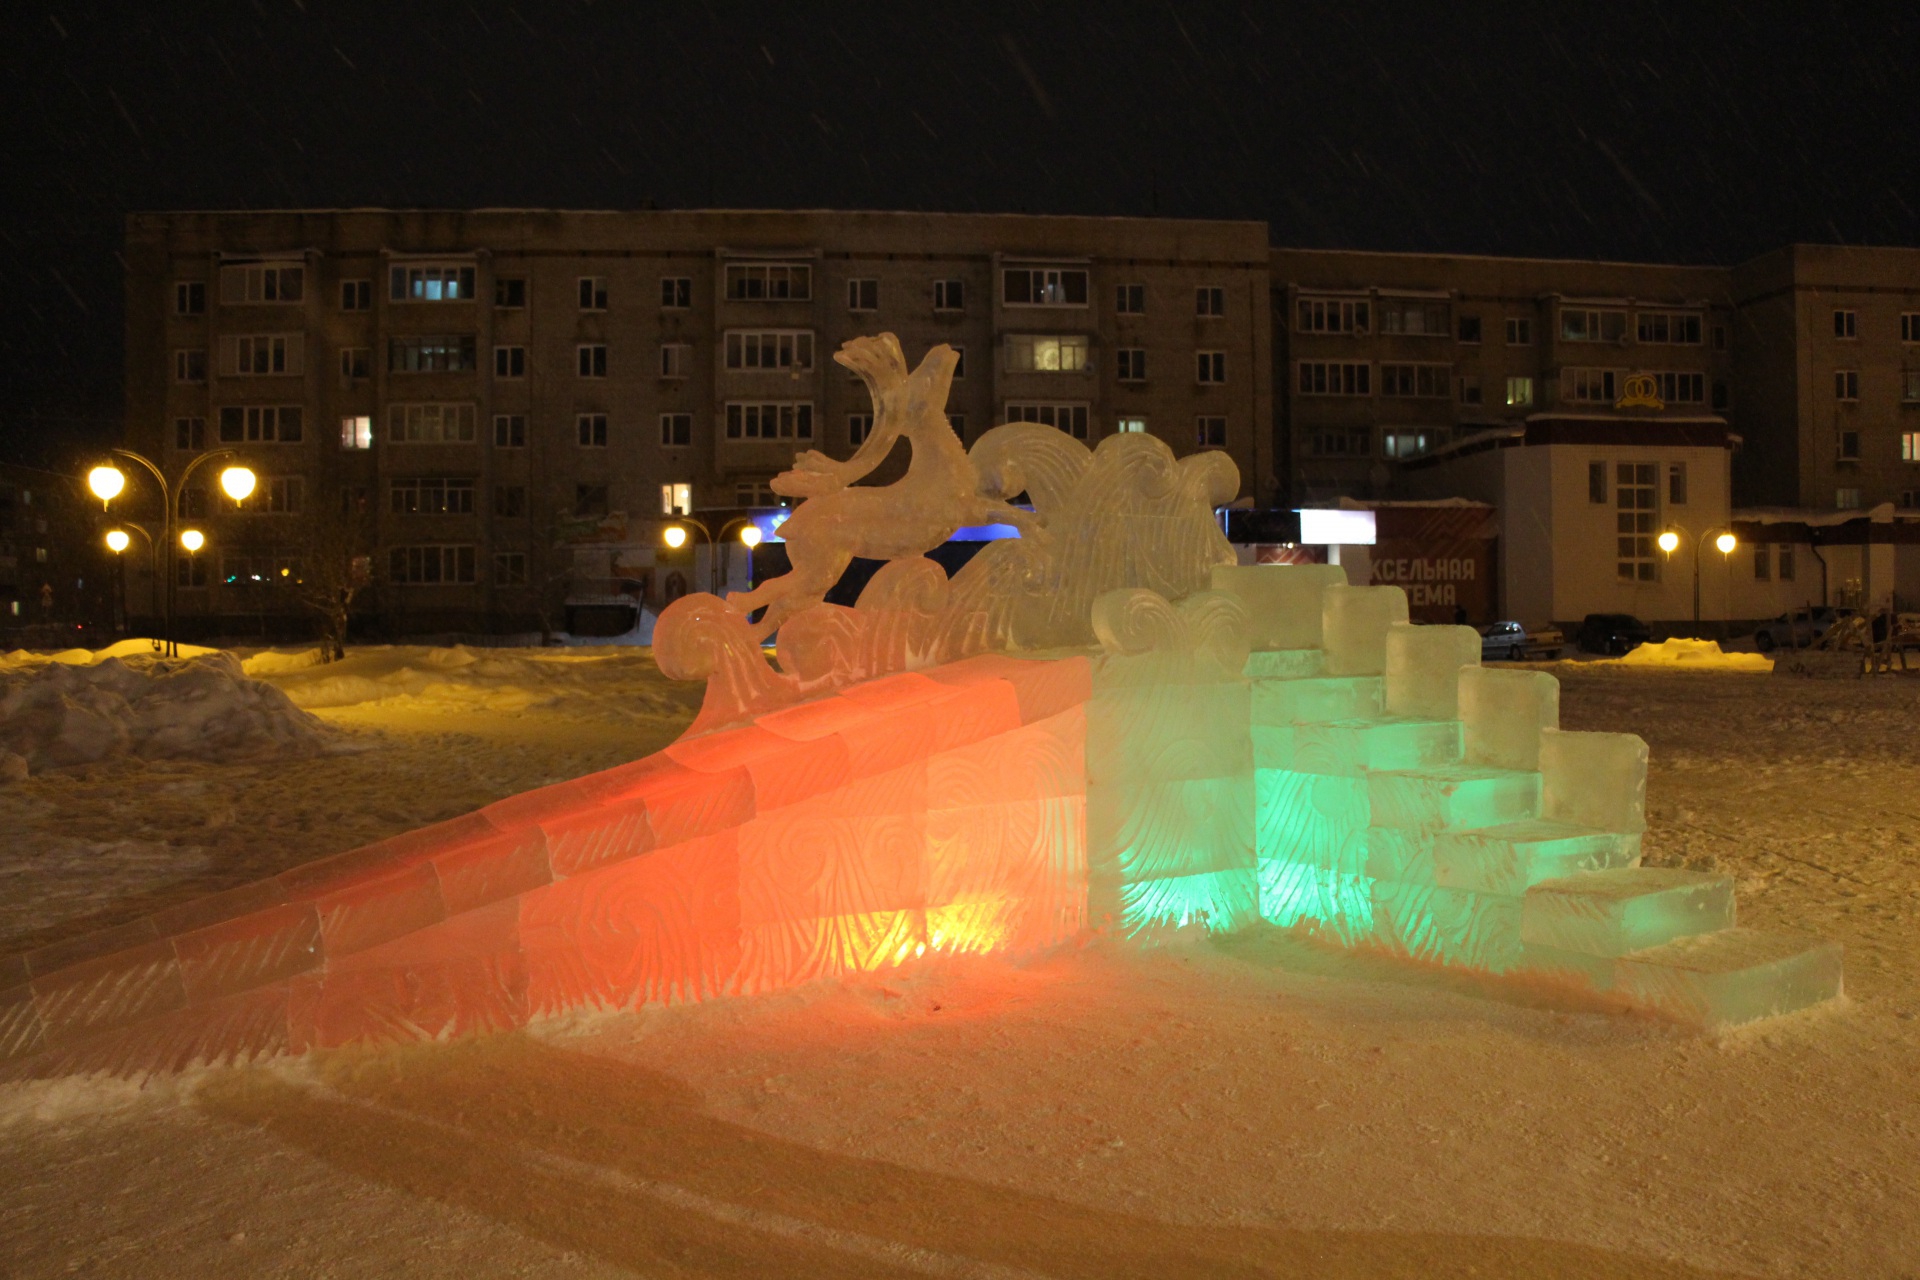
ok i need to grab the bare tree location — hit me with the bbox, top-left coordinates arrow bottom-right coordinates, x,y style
287,501 -> 376,662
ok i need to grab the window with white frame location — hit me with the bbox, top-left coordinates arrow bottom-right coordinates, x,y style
1833,309 -> 1858,339
661,482 -> 692,516
1380,362 -> 1449,397
1196,416 -> 1226,448
1116,348 -> 1147,381
390,264 -> 475,302
390,335 -> 477,372
1778,544 -> 1796,581
493,277 -> 526,308
847,278 -> 878,311
388,403 -> 476,443
577,413 -> 608,446
1002,267 -> 1088,307
1115,283 -> 1145,315
1839,429 -> 1861,460
340,347 -> 370,383
1116,417 -> 1146,433
1196,351 -> 1227,384
494,552 -> 528,586
175,416 -> 206,451
1382,429 -> 1433,459
1196,286 -> 1225,318
660,276 -> 692,308
260,475 -> 304,514
660,413 -> 692,446
1004,334 -> 1090,373
221,333 -> 303,376
1754,543 -> 1770,581
1835,369 -> 1859,401
1458,374 -> 1483,405
1505,316 -> 1533,345
1309,428 -> 1372,456
1562,367 -> 1622,403
340,279 -> 371,311
1652,371 -> 1706,404
1904,371 -> 1920,402
934,279 -> 965,312
725,401 -> 813,441
390,477 -> 474,515
1588,462 -> 1608,504
1296,297 -> 1368,334
174,281 -> 205,315
174,349 -> 207,383
660,343 -> 692,378
1903,431 -> 1920,461
1003,402 -> 1089,439
493,414 -> 525,447
1296,361 -> 1371,395
725,330 -> 812,370
493,345 -> 526,378
1837,487 -> 1863,509
734,479 -> 779,507
577,344 -> 608,378
1637,311 -> 1703,344
1668,462 -> 1688,505
389,544 -> 476,584
848,413 -> 873,446
577,276 -> 609,310
220,262 -> 304,303
219,405 -> 303,444
725,262 -> 810,301
1561,308 -> 1627,342
340,415 -> 372,450
1615,462 -> 1659,582
1902,313 -> 1920,343
1378,298 -> 1449,335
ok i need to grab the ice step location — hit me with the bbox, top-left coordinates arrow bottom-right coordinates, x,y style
1251,675 -> 1383,726
1614,928 -> 1844,1027
1432,820 -> 1640,896
1368,764 -> 1540,834
1255,717 -> 1461,775
1522,926 -> 1845,1027
1244,649 -> 1327,680
1521,867 -> 1733,957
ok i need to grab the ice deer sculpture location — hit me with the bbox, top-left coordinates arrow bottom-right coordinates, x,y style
724,334 -> 1045,641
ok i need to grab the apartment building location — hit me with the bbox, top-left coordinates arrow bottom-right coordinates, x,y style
123,209 -> 1272,635
1272,248 -> 1738,503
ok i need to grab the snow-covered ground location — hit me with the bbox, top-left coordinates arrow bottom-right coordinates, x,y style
2,649 -> 1916,1278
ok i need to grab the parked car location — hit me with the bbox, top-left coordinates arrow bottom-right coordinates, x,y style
1479,621 -> 1565,661
1576,613 -> 1652,655
1751,606 -> 1854,652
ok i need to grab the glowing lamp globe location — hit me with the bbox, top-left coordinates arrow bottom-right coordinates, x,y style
739,525 -> 763,548
1657,530 -> 1680,554
179,529 -> 206,553
1715,532 -> 1737,555
663,525 -> 689,549
104,529 -> 131,553
88,465 -> 126,503
219,466 -> 257,502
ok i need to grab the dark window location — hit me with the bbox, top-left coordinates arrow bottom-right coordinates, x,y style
660,413 -> 692,446
494,346 -> 526,378
1839,430 -> 1861,460
575,484 -> 609,516
1196,416 -> 1227,448
174,417 -> 206,450
578,277 -> 608,310
1833,309 -> 1857,339
933,279 -> 965,312
493,414 -> 526,447
577,413 -> 608,446
1117,349 -> 1147,381
1195,286 -> 1225,318
1116,283 -> 1145,314
1588,461 -> 1608,504
340,279 -> 372,311
578,344 -> 607,377
847,278 -> 878,311
661,276 -> 692,308
494,277 -> 526,308
174,281 -> 205,316
494,485 -> 527,518
1457,314 -> 1482,343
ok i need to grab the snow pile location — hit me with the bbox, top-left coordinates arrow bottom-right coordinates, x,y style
0,652 -> 328,776
259,644 -> 691,719
1611,637 -> 1773,671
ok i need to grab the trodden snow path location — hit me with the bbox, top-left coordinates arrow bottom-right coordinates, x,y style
0,656 -> 1916,1278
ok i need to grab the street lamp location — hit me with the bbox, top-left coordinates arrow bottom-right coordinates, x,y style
179,529 -> 205,552
1659,524 -> 1738,630
661,516 -> 766,595
86,447 -> 256,656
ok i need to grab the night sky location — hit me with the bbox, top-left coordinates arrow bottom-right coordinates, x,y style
3,2 -> 1916,464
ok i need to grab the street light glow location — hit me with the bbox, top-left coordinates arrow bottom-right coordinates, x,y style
88,465 -> 126,503
663,525 -> 689,549
1715,531 -> 1737,555
739,525 -> 763,548
179,528 -> 205,552
1657,530 -> 1680,554
219,466 -> 257,502
104,529 -> 131,553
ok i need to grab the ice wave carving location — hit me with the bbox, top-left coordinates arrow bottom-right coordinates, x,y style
655,332 -> 1240,735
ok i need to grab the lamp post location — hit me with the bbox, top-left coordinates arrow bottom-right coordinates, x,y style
101,524 -> 154,638
87,448 -> 256,656
662,516 -> 765,597
1658,525 -> 1738,632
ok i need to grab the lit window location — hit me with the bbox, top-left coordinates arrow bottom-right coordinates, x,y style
1004,334 -> 1090,373
389,264 -> 474,302
340,415 -> 372,450
1116,417 -> 1146,433
661,483 -> 692,516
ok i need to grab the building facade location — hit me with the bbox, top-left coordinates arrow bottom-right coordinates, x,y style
123,209 -> 1272,635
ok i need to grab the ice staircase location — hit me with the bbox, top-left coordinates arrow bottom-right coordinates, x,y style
0,567 -> 1842,1080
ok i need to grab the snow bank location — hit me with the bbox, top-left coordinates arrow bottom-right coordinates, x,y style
1612,637 -> 1773,671
0,652 -> 327,775
262,644 -> 662,713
